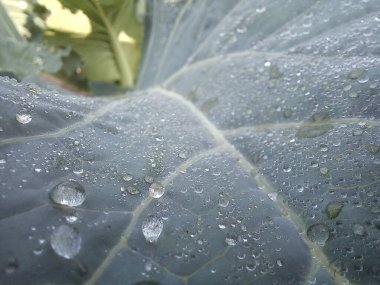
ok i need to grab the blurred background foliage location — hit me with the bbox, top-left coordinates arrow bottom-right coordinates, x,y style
0,0 -> 146,96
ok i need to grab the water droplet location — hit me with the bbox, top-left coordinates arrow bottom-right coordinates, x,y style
348,68 -> 365,80
225,236 -> 237,246
310,160 -> 319,168
319,144 -> 329,152
122,174 -> 133,181
357,72 -> 369,83
325,201 -> 343,219
16,113 -> 32,124
256,6 -> 266,13
178,152 -> 187,159
142,215 -> 163,243
50,181 -> 86,207
353,224 -> 366,236
50,225 -> 81,259
268,193 -> 278,201
144,175 -> 154,183
65,215 -> 78,223
218,197 -> 229,207
283,165 -> 292,172
3,258 -> 18,274
352,129 -> 363,136
319,167 -> 329,175
149,182 -> 164,198
307,224 -> 329,246
276,260 -> 283,267
33,246 -> 44,256
126,186 -> 140,195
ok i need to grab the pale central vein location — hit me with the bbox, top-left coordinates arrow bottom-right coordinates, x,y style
84,146 -> 224,285
155,87 -> 350,285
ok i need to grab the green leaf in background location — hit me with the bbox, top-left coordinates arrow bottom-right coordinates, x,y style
45,0 -> 144,89
0,0 -> 66,79
1,0 -> 380,285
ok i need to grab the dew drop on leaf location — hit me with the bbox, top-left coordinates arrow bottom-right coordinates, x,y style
319,167 -> 329,175
50,181 -> 86,207
142,215 -> 163,244
3,258 -> 18,274
325,201 -> 343,219
353,224 -> 366,236
126,186 -> 140,195
50,225 -> 81,259
15,113 -> 32,124
307,224 -> 329,246
122,174 -> 133,181
149,182 -> 164,198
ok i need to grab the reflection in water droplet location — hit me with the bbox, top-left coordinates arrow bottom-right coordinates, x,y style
50,225 -> 81,259
50,181 -> 86,207
16,113 -> 32,124
142,215 -> 163,243
149,182 -> 164,198
307,224 -> 329,246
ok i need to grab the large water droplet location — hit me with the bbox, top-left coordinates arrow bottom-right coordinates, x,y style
307,224 -> 329,246
149,182 -> 164,198
50,225 -> 81,259
142,215 -> 163,243
50,181 -> 86,207
16,113 -> 32,124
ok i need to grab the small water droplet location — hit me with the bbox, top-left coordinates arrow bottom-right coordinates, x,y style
50,181 -> 86,207
149,182 -> 164,198
283,165 -> 292,172
256,6 -> 266,13
16,113 -> 32,124
325,201 -> 343,219
50,225 -> 81,259
144,175 -> 154,183
310,161 -> 319,168
122,174 -> 133,181
225,233 -> 238,246
142,215 -> 163,243
178,152 -> 187,159
268,193 -> 278,201
319,144 -> 329,152
353,224 -> 366,236
126,186 -> 140,195
3,258 -> 18,274
276,260 -> 283,267
307,224 -> 329,246
352,129 -> 363,136
218,197 -> 229,207
319,167 -> 329,175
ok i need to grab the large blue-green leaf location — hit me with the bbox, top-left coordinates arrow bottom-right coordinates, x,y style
1,0 -> 380,285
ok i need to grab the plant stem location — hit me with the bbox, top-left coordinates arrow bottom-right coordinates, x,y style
93,0 -> 133,88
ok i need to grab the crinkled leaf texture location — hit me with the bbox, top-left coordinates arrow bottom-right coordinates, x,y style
1,1 -> 380,285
